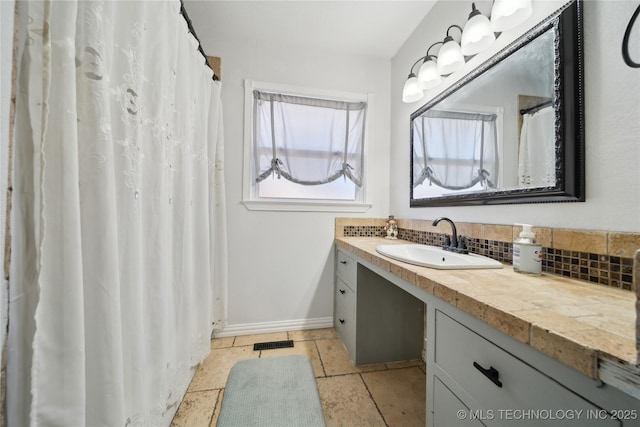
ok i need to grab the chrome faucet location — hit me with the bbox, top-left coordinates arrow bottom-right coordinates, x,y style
432,217 -> 468,254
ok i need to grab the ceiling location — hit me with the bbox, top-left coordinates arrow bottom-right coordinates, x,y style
183,1 -> 437,59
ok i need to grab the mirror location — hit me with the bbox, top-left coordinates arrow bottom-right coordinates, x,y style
410,0 -> 584,207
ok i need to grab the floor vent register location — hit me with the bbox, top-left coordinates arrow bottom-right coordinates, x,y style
253,340 -> 294,351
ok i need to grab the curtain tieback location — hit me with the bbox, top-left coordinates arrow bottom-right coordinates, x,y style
425,166 -> 434,186
271,158 -> 283,178
478,168 -> 491,187
342,163 -> 353,182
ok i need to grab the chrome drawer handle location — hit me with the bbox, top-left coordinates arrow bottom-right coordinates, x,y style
339,260 -> 347,264
339,319 -> 345,324
339,289 -> 346,294
473,362 -> 503,388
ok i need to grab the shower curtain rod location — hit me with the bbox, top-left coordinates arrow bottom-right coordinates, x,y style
520,100 -> 552,115
180,1 -> 219,81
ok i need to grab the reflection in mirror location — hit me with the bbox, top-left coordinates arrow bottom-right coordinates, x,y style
413,109 -> 500,198
410,0 -> 584,206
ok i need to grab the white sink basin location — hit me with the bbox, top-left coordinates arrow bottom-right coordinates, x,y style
376,244 -> 503,270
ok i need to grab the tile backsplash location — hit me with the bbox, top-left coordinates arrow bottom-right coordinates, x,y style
336,218 -> 640,292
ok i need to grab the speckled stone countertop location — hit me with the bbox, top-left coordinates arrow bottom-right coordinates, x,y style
335,236 -> 638,382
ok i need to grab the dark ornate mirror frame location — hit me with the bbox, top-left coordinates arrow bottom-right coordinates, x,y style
410,0 -> 584,207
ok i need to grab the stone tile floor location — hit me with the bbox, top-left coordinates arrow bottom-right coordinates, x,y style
170,328 -> 426,427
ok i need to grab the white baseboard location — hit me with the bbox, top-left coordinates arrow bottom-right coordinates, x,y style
213,317 -> 334,338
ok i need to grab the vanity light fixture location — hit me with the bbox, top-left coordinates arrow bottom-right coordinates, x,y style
437,25 -> 466,75
490,0 -> 533,33
461,3 -> 496,56
402,1 -> 535,103
417,42 -> 443,90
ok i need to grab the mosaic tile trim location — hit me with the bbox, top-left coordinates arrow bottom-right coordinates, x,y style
343,225 -> 385,238
544,249 -> 634,291
342,226 -> 634,290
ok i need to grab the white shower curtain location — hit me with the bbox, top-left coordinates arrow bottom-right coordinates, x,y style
518,106 -> 556,187
8,1 -> 227,426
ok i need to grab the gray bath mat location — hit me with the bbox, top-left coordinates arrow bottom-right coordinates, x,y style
218,355 -> 326,427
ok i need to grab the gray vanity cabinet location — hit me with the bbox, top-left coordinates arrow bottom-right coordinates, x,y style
334,243 -> 640,427
334,248 -> 424,366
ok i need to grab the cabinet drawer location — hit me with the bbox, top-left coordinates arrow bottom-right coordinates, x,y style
335,278 -> 355,317
335,278 -> 355,357
433,376 -> 486,426
434,310 -> 620,426
336,249 -> 357,287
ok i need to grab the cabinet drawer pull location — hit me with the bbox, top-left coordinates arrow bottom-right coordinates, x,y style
339,289 -> 346,294
339,260 -> 347,264
339,319 -> 345,324
473,362 -> 503,388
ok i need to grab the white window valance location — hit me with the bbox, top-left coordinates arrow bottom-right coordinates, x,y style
253,90 -> 366,186
413,110 -> 498,190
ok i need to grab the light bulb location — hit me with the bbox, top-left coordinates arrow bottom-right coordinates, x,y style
437,38 -> 465,75
491,0 -> 533,33
417,58 -> 441,90
461,4 -> 496,56
402,74 -> 424,103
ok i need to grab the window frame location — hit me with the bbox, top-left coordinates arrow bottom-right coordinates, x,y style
242,79 -> 372,212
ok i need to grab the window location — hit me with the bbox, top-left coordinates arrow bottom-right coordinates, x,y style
243,80 -> 371,211
412,108 -> 502,199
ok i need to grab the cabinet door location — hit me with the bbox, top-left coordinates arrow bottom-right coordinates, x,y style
433,376 -> 486,427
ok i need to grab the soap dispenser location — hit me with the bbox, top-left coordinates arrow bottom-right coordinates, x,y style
512,224 -> 542,275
